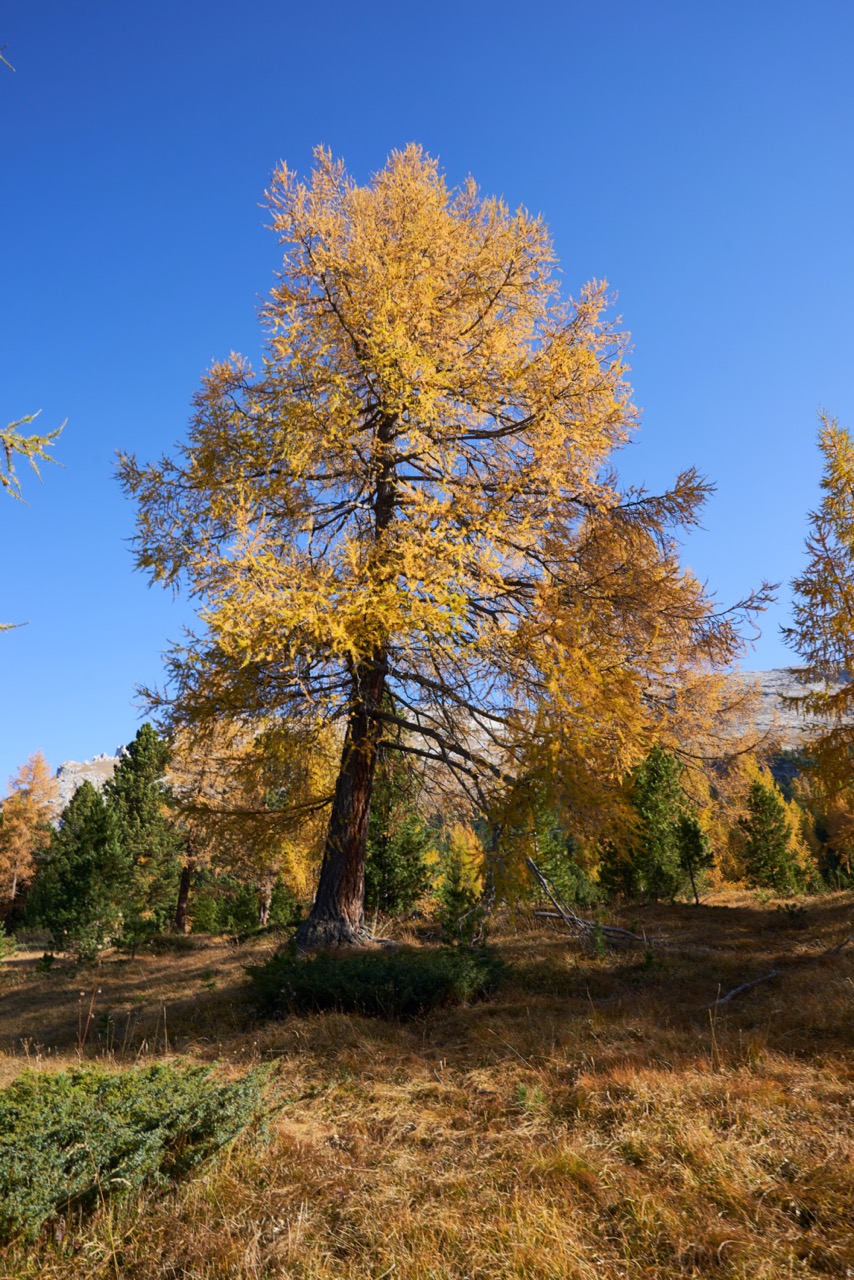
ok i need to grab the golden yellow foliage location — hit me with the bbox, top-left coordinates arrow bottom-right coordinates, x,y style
120,146 -> 769,944
168,717 -> 337,909
1,411 -> 62,502
1,412 -> 63,628
715,752 -> 820,888
0,751 -> 58,906
443,822 -> 485,899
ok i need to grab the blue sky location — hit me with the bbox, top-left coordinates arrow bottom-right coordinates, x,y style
2,0 -> 853,783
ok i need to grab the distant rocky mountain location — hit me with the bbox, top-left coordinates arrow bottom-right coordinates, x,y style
53,750 -> 124,811
731,668 -> 847,750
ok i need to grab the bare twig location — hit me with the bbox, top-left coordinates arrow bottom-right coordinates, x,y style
823,931 -> 853,957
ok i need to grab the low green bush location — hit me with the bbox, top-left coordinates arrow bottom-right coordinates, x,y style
146,931 -> 199,954
0,1063 -> 268,1243
249,945 -> 503,1021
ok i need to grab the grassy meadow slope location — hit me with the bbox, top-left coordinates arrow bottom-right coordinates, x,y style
1,891 -> 852,1279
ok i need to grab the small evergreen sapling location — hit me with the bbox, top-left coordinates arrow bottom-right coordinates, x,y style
600,746 -> 713,901
677,813 -> 714,904
436,826 -> 484,945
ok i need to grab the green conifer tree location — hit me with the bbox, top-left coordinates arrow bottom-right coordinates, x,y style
601,746 -> 708,900
27,782 -> 128,959
738,778 -> 801,893
676,812 -> 714,905
535,815 -> 600,907
105,724 -> 183,948
630,746 -> 688,899
364,747 -> 431,916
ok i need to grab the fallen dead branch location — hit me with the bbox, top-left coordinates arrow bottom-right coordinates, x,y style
526,858 -> 657,951
705,923 -> 853,1008
823,931 -> 853,957
706,970 -> 780,1007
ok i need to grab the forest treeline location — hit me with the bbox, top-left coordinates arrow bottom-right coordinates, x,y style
0,716 -> 850,961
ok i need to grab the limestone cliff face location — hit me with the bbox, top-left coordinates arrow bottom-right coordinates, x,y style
730,668 -> 849,749
53,750 -> 124,812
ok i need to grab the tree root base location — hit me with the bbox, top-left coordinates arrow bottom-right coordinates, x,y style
292,916 -> 397,952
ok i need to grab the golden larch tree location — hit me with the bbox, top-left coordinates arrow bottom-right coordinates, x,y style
0,751 -> 59,910
120,146 -> 768,946
166,717 -> 335,930
2,411 -> 62,629
783,414 -> 854,796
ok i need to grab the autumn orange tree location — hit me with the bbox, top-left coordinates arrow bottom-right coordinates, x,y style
0,751 -> 58,914
120,146 -> 768,946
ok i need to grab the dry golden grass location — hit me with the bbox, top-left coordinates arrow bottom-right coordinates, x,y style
1,890 -> 852,1278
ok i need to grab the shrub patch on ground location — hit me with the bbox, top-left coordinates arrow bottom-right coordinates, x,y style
249,944 -> 503,1020
0,1063 -> 268,1243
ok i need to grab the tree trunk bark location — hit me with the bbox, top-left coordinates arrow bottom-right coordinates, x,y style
295,413 -> 397,950
174,857 -> 194,934
258,877 -> 274,928
688,865 -> 700,907
294,653 -> 387,949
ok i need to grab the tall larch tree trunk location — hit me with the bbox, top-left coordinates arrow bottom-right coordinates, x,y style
295,415 -> 396,948
294,653 -> 388,947
258,875 -> 275,927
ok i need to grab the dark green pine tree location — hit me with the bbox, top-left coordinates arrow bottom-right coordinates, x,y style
602,745 -> 709,900
364,747 -> 431,917
676,812 -> 714,905
27,781 -> 129,959
535,809 -> 601,907
629,746 -> 688,899
738,778 -> 801,893
105,724 -> 184,948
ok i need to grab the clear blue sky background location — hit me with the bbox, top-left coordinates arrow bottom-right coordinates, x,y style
2,0 -> 853,784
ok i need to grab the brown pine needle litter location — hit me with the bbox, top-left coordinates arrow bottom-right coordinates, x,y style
1,889 -> 852,1279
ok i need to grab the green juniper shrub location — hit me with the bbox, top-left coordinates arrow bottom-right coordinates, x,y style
249,945 -> 503,1021
0,1063 -> 269,1244
146,931 -> 198,954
